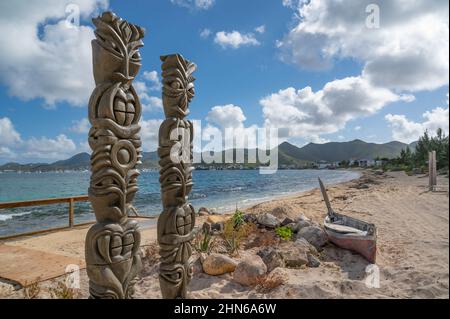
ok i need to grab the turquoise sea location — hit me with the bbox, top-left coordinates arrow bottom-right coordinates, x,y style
0,169 -> 360,237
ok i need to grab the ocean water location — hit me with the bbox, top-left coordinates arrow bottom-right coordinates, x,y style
0,169 -> 360,237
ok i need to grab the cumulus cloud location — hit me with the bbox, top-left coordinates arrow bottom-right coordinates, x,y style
0,117 -> 22,145
0,0 -> 108,107
206,104 -> 247,129
140,119 -> 163,152
214,31 -> 260,49
261,76 -> 409,139
134,70 -> 163,113
278,0 -> 449,92
0,117 -> 80,162
385,95 -> 450,143
170,0 -> 215,10
255,25 -> 266,34
69,118 -> 90,134
200,28 -> 212,39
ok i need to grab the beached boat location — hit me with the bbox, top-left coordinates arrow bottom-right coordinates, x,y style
318,178 -> 377,264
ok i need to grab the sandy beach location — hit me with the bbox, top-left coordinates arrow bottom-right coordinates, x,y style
0,170 -> 448,299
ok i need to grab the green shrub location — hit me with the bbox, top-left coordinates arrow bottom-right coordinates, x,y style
275,226 -> 293,241
232,209 -> 245,229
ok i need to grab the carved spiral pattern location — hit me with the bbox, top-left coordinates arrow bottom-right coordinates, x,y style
157,54 -> 197,299
85,11 -> 145,299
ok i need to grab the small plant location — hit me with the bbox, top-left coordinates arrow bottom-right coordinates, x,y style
275,226 -> 293,241
49,281 -> 78,299
223,219 -> 257,255
193,227 -> 216,254
22,281 -> 41,299
232,209 -> 245,229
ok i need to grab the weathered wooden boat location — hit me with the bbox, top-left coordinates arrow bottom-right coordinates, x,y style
318,178 -> 377,264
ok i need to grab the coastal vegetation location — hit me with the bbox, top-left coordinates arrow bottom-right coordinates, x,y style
383,128 -> 449,174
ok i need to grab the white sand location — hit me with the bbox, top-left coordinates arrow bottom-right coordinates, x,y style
1,170 -> 448,299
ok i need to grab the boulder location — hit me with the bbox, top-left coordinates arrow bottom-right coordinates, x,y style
296,226 -> 328,249
297,214 -> 310,222
307,254 -> 321,268
279,247 -> 308,268
233,256 -> 267,286
202,254 -> 238,276
270,206 -> 290,219
295,238 -> 318,255
211,222 -> 224,232
243,213 -> 258,224
191,255 -> 204,274
281,217 -> 294,227
257,247 -> 285,272
198,207 -> 211,216
207,215 -> 230,224
293,220 -> 311,233
257,213 -> 280,229
202,222 -> 211,234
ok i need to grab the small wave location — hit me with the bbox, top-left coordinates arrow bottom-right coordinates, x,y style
0,211 -> 33,222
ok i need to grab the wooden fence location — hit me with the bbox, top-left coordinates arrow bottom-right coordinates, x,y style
0,196 -> 153,241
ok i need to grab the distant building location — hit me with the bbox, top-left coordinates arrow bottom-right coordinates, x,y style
352,159 -> 376,167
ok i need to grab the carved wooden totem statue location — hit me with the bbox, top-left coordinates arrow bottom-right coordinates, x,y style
157,54 -> 197,299
85,11 -> 145,299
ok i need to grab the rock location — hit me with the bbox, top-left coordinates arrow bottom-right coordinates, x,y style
210,209 -> 219,215
296,226 -> 328,249
257,213 -> 280,229
297,214 -> 310,222
191,255 -> 204,274
211,222 -> 224,232
233,256 -> 267,286
281,217 -> 294,227
207,215 -> 230,224
279,246 -> 308,268
295,238 -> 318,255
293,220 -> 311,233
243,213 -> 258,224
257,247 -> 285,272
198,207 -> 210,216
307,254 -> 321,268
270,207 -> 290,219
202,254 -> 238,276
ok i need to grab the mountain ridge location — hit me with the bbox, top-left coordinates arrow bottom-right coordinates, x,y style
0,139 -> 415,172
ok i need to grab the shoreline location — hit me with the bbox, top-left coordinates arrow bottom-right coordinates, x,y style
1,169 -> 448,299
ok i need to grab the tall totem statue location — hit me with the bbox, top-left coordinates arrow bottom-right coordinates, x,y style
85,11 -> 145,299
157,54 -> 197,299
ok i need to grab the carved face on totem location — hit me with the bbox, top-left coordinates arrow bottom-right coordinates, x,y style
158,119 -> 194,208
161,54 -> 196,119
88,11 -> 144,224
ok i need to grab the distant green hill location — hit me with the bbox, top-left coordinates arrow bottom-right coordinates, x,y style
279,139 -> 414,162
0,139 -> 415,172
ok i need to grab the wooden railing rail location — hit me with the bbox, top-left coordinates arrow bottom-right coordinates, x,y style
0,195 -> 154,241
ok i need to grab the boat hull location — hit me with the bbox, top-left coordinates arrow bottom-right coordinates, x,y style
325,229 -> 377,264
324,214 -> 377,264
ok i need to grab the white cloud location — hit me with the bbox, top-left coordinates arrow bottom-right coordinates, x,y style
23,134 -> 77,160
354,126 -> 361,131
214,31 -> 260,49
142,71 -> 162,91
261,76 -> 408,139
140,119 -> 163,152
0,0 -> 108,107
0,117 -> 81,162
386,97 -> 449,143
134,71 -> 163,113
206,104 -> 247,129
69,118 -> 90,134
255,25 -> 266,34
0,117 -> 22,145
278,0 -> 449,92
200,28 -> 212,39
170,0 -> 215,10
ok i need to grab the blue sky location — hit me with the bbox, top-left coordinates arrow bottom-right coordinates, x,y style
0,0 -> 448,163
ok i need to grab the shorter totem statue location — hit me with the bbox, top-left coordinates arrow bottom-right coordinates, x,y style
157,54 -> 197,299
85,11 -> 145,299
